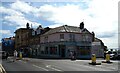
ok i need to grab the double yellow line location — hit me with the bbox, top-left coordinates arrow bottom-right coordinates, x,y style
0,64 -> 6,73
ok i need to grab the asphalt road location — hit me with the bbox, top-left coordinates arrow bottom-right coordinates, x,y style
2,57 -> 119,73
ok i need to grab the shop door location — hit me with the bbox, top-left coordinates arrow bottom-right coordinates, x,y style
59,45 -> 66,58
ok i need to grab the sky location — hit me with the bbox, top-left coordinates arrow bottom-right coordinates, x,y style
0,0 -> 119,49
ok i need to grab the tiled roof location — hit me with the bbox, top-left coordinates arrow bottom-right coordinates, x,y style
42,25 -> 91,35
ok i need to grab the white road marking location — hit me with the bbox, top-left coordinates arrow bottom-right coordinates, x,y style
33,64 -> 49,71
46,65 -> 62,71
0,64 -> 6,73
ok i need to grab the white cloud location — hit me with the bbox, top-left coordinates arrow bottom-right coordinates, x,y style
4,15 -> 41,29
39,4 -> 86,25
11,0 -> 39,14
100,33 -> 118,49
0,1 -> 41,29
0,30 -> 12,35
0,6 -> 23,16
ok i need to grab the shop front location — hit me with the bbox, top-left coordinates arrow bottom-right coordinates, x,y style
38,41 -> 92,59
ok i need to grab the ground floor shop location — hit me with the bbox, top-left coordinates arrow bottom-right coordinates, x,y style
28,41 -> 92,59
16,41 -> 105,59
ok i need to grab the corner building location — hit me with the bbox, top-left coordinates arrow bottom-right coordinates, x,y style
38,24 -> 94,59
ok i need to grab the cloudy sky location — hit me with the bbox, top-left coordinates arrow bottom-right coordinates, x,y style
0,0 -> 119,49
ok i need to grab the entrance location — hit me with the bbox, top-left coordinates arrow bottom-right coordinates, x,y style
59,45 -> 66,58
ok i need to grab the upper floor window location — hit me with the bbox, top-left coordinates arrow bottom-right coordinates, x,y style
82,34 -> 90,41
69,33 -> 75,41
44,36 -> 48,42
17,36 -> 19,39
60,34 -> 64,40
36,29 -> 41,35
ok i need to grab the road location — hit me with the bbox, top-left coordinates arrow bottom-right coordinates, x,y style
1,57 -> 119,73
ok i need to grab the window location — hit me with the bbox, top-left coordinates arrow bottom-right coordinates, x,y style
41,47 -> 45,54
50,46 -> 57,55
60,34 -> 64,39
44,36 -> 48,42
37,29 -> 41,34
79,47 -> 91,55
69,33 -> 75,41
45,47 -> 48,54
17,36 -> 19,38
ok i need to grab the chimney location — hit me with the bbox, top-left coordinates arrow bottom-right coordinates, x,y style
26,22 -> 30,29
80,22 -> 84,29
92,31 -> 95,41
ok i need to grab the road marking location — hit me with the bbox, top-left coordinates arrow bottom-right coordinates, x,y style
0,64 -> 6,73
33,64 -> 49,71
46,65 -> 51,68
46,65 -> 62,71
50,67 -> 62,71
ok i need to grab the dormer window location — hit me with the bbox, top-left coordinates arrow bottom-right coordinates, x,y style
36,29 -> 41,35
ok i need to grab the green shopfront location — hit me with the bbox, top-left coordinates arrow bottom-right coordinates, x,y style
37,41 -> 92,59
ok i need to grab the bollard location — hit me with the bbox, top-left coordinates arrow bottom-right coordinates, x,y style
102,54 -> 113,64
91,54 -> 96,64
89,54 -> 101,65
19,52 -> 22,60
106,54 -> 110,62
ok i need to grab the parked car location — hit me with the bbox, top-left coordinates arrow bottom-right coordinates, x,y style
110,54 -> 115,59
110,54 -> 120,60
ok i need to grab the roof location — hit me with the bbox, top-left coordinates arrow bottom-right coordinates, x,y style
14,28 -> 33,33
42,25 -> 91,35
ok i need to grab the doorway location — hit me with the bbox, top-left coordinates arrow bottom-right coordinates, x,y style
59,45 -> 66,58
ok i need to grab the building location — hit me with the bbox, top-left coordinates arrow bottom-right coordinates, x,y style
29,26 -> 51,57
36,22 -> 93,59
14,23 -> 33,56
15,23 -> 51,57
14,22 -> 106,59
1,37 -> 15,54
91,38 -> 106,57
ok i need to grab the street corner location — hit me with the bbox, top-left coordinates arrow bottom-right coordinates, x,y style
0,64 -> 6,73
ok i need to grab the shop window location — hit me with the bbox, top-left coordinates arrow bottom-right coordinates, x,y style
78,47 -> 91,55
45,47 -> 48,54
50,46 -> 57,55
41,47 -> 45,54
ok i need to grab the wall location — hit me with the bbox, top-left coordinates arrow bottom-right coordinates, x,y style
40,32 -> 93,43
92,42 -> 104,57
